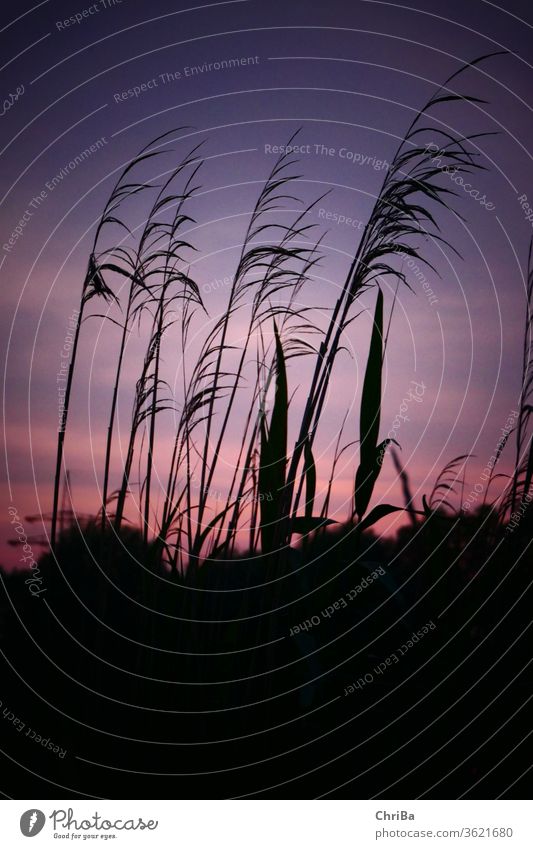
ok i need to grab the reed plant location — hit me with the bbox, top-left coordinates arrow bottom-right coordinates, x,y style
54,55 -> 523,571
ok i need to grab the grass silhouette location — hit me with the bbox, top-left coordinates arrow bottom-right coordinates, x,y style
3,54 -> 532,799
49,54 -> 511,572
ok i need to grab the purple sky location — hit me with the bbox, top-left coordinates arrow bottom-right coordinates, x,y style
2,0 -> 533,567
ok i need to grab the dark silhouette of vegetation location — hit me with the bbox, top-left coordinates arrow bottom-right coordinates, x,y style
3,55 -> 532,799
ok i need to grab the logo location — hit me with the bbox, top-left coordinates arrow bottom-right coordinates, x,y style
20,810 -> 46,837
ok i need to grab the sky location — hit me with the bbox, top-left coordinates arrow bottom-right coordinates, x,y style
2,0 -> 533,568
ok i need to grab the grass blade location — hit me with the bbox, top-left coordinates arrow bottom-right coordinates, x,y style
354,288 -> 384,519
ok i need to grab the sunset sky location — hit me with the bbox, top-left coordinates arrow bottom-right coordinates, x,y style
2,0 -> 533,568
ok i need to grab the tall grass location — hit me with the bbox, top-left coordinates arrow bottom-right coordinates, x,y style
100,137 -> 204,535
54,55 -> 518,569
50,130 -> 183,550
511,242 -> 533,512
